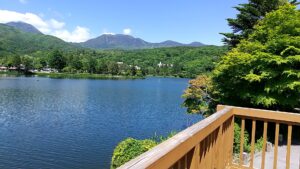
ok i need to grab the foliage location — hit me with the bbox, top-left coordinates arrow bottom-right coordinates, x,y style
182,75 -> 215,117
111,138 -> 157,169
233,122 -> 264,154
234,123 -> 251,153
111,131 -> 177,168
221,0 -> 298,48
151,131 -> 177,142
0,45 -> 227,78
48,50 -> 66,71
213,4 -> 300,112
255,137 -> 264,151
0,24 -> 77,55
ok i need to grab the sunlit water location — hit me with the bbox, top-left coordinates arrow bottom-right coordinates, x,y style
0,76 -> 201,169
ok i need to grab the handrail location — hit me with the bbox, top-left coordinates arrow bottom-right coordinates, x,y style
232,106 -> 300,124
118,106 -> 233,169
118,105 -> 300,169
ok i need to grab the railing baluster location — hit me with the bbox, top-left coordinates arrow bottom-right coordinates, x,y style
261,121 -> 268,169
239,118 -> 245,165
190,143 -> 200,169
184,154 -> 187,169
273,123 -> 280,169
218,125 -> 225,168
229,116 -> 234,166
250,120 -> 256,168
199,140 -> 205,169
207,133 -> 212,169
286,124 -> 292,169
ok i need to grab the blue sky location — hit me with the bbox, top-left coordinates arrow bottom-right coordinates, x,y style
0,0 -> 247,45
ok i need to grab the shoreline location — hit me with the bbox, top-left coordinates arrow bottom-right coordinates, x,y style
0,71 -> 194,80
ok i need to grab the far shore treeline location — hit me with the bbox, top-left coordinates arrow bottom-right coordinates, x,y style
0,46 -> 227,78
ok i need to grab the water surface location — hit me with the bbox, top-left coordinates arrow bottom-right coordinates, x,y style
0,76 -> 201,169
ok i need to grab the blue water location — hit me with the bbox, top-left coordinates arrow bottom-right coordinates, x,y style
0,76 -> 201,169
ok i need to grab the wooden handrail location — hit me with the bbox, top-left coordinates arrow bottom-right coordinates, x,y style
118,105 -> 300,169
118,106 -> 233,169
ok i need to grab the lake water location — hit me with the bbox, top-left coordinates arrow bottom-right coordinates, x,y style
0,76 -> 201,169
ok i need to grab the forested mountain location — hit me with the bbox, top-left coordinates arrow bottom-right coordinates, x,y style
6,22 -> 42,34
79,34 -> 205,49
0,22 -> 226,78
0,23 -> 78,56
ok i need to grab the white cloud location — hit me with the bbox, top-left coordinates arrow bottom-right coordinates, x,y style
53,26 -> 90,42
49,19 -> 65,29
0,9 -> 90,42
123,28 -> 131,35
19,0 -> 27,4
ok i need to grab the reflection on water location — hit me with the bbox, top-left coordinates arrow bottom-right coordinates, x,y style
0,76 -> 201,169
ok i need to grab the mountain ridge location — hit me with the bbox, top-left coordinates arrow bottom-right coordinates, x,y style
6,22 -> 42,34
3,21 -> 206,50
79,34 -> 206,49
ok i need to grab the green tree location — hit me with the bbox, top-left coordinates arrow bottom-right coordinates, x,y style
182,75 -> 215,117
21,55 -> 34,72
221,0 -> 298,48
108,62 -> 119,75
213,4 -> 300,112
130,66 -> 137,76
6,55 -> 21,68
48,50 -> 66,71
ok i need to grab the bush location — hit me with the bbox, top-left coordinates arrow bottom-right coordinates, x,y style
234,123 -> 251,153
110,138 -> 157,169
234,122 -> 264,154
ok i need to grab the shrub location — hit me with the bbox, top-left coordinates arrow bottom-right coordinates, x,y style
234,123 -> 251,153
110,138 -> 157,169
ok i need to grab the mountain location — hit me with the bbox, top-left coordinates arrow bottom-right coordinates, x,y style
79,34 -> 206,49
80,34 -> 150,49
0,23 -> 78,55
6,22 -> 42,34
1,22 -> 206,51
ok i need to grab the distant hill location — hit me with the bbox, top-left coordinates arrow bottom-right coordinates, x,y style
79,34 -> 206,49
79,34 -> 150,49
0,22 -> 207,53
0,23 -> 78,55
6,22 -> 42,34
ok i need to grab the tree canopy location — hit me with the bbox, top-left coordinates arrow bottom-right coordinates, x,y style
213,4 -> 300,112
221,0 -> 298,48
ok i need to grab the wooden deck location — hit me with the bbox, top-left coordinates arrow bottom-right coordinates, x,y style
118,105 -> 300,169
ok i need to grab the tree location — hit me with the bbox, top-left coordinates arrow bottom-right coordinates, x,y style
6,55 -> 21,68
213,4 -> 300,112
48,50 -> 66,71
130,65 -> 137,76
21,55 -> 34,72
108,62 -> 119,75
182,75 -> 215,117
221,0 -> 298,48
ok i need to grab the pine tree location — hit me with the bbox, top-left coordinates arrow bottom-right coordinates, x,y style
221,0 -> 298,48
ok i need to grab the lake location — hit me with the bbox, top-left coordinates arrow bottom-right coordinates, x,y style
0,76 -> 201,169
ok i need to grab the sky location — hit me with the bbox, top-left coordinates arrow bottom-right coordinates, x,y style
0,0 -> 247,45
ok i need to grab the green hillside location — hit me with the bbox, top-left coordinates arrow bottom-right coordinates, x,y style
0,24 -> 78,56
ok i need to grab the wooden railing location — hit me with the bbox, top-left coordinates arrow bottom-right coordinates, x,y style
118,105 -> 300,169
